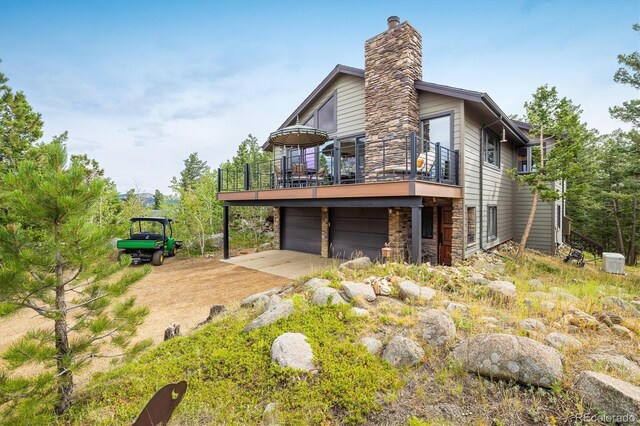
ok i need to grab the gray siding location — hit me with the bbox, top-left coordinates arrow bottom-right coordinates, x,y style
462,107 -> 517,257
514,186 -> 555,253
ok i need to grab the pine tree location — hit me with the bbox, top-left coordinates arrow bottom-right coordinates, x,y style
0,141 -> 151,421
172,152 -> 209,191
153,189 -> 164,210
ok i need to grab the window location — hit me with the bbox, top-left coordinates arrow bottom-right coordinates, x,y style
487,206 -> 498,240
422,207 -> 434,239
467,207 -> 476,245
421,114 -> 452,150
517,147 -> 529,173
317,94 -> 336,133
303,115 -> 315,127
484,129 -> 500,167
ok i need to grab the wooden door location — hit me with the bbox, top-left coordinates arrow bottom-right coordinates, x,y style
439,206 -> 453,266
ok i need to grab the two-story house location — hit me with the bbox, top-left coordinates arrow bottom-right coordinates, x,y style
217,16 -> 563,266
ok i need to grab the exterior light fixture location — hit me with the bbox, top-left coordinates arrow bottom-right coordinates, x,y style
500,127 -> 507,143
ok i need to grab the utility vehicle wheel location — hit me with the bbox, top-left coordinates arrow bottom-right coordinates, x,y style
168,248 -> 176,257
152,250 -> 164,266
117,250 -> 126,262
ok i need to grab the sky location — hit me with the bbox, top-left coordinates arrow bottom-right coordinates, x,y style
1,0 -> 638,193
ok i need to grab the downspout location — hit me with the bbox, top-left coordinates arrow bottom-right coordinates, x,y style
479,117 -> 504,251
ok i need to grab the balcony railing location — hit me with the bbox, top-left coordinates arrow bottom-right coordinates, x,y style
218,131 -> 459,192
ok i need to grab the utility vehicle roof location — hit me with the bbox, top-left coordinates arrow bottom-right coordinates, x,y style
129,217 -> 172,224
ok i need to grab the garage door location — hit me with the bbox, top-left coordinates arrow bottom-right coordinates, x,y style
281,207 -> 322,254
330,207 -> 388,260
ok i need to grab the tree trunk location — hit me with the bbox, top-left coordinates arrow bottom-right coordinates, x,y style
517,187 -> 539,259
612,198 -> 625,254
628,196 -> 637,266
53,252 -> 73,416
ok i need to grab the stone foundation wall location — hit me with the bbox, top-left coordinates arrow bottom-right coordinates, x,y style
364,21 -> 422,180
272,207 -> 280,250
321,207 -> 329,258
388,207 -> 411,262
451,199 -> 464,264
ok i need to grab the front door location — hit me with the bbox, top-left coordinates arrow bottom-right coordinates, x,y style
439,206 -> 453,266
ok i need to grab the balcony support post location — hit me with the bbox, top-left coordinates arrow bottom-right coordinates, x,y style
411,206 -> 422,265
217,168 -> 222,192
223,204 -> 229,259
410,131 -> 417,179
435,143 -> 441,183
281,156 -> 288,188
244,163 -> 250,190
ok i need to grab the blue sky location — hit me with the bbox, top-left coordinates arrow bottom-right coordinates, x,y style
1,0 -> 638,193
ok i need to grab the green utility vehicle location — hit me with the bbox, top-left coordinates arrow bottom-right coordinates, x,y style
116,217 -> 181,266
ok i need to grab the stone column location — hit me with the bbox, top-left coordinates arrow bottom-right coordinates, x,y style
388,207 -> 411,262
321,207 -> 329,258
451,199 -> 464,265
272,207 -> 280,250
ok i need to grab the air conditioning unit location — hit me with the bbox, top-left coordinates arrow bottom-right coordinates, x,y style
602,252 -> 625,275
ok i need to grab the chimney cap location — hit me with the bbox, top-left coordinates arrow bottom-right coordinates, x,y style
387,16 -> 400,29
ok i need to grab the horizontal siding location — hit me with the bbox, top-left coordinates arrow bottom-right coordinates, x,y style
514,186 -> 555,253
463,107 -> 517,256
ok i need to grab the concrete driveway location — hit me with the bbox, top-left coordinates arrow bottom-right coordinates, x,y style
222,250 -> 337,279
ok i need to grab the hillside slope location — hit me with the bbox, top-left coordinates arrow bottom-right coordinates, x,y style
61,247 -> 639,425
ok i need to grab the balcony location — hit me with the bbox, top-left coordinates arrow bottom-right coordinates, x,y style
218,132 -> 459,194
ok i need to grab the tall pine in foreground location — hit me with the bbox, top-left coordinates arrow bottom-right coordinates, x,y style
0,141 -> 151,422
511,85 -> 590,258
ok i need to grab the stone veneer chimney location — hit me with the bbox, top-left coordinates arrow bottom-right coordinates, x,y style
364,17 -> 422,178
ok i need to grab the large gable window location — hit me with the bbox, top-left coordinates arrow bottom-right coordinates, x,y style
317,94 -> 336,133
421,114 -> 452,150
484,129 -> 500,167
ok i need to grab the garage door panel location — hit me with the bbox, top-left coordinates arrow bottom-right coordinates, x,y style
282,207 -> 321,254
331,208 -> 388,261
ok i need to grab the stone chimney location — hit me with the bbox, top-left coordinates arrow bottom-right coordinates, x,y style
364,17 -> 422,178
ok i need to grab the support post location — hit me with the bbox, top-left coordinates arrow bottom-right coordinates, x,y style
243,163 -> 250,190
217,168 -> 222,192
223,205 -> 229,259
410,131 -> 417,179
332,138 -> 340,185
435,143 -> 441,183
281,156 -> 288,188
411,206 -> 422,265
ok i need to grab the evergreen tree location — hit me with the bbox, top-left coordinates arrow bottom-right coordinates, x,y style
609,24 -> 640,127
0,68 -> 43,174
153,189 -> 164,210
172,152 -> 209,191
0,142 -> 151,420
511,85 -> 591,258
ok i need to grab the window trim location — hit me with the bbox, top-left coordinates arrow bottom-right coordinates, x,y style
483,128 -> 501,169
419,110 -> 455,151
422,206 -> 434,239
487,205 -> 498,241
466,206 -> 476,246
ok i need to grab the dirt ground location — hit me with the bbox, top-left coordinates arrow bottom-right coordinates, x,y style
0,256 -> 289,384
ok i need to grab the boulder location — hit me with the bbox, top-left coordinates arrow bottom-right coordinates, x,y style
240,288 -> 282,308
452,333 -> 563,388
359,337 -> 383,355
243,299 -> 294,332
397,280 -> 436,301
350,307 -> 369,317
211,233 -> 224,248
589,354 -> 640,380
311,287 -> 347,306
421,309 -> 456,346
603,296 -> 638,314
446,302 -> 469,313
304,278 -> 331,291
467,273 -> 490,286
271,333 -> 316,372
539,301 -> 556,312
341,281 -> 376,302
519,318 -> 547,332
549,287 -> 580,302
528,278 -> 544,289
563,309 -> 599,329
528,291 -> 555,300
478,316 -> 500,325
596,311 -> 623,326
574,371 -> 640,424
544,332 -> 582,351
487,281 -> 517,301
611,325 -> 635,339
381,336 -> 425,368
338,257 -> 372,270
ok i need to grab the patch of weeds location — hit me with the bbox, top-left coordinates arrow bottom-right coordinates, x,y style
399,305 -> 415,317
378,314 -> 391,325
406,416 -> 451,426
64,295 -> 402,425
435,358 -> 466,386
